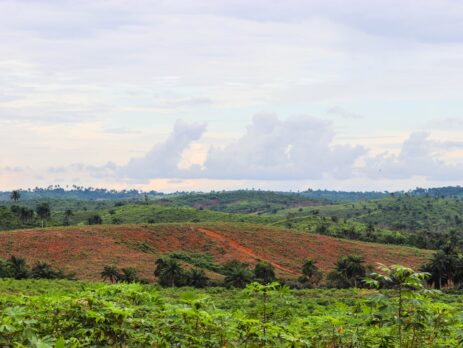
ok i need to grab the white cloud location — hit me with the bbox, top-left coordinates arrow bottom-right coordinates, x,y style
203,114 -> 365,180
116,120 -> 207,182
365,132 -> 463,181
107,117 -> 463,184
1,1 -> 463,190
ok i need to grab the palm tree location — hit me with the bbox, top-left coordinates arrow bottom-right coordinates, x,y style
155,258 -> 184,287
253,262 -> 276,284
421,249 -> 456,289
63,209 -> 73,226
101,265 -> 121,283
19,207 -> 34,224
300,258 -> 323,287
8,256 -> 30,279
36,203 -> 51,228
32,261 -> 58,279
118,268 -> 139,283
187,268 -> 209,288
10,190 -> 21,202
224,264 -> 254,288
335,255 -> 366,288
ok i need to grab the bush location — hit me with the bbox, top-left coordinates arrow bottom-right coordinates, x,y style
87,214 -> 103,225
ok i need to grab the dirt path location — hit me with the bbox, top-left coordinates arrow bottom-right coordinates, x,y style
198,227 -> 299,275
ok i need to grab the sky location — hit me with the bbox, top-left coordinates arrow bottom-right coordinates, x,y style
0,0 -> 462,192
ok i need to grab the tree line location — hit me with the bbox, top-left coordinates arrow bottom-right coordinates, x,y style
1,249 -> 457,293
98,255 -> 379,289
0,256 -> 74,280
99,249 -> 463,291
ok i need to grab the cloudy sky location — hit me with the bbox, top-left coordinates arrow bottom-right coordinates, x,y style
0,0 -> 462,192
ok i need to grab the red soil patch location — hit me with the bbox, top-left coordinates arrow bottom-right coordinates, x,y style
198,228 -> 298,275
0,223 -> 431,281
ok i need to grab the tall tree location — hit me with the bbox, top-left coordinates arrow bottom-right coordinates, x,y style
19,207 -> 34,224
421,248 -> 457,289
63,209 -> 73,226
10,190 -> 21,202
36,203 -> 51,228
300,258 -> 323,287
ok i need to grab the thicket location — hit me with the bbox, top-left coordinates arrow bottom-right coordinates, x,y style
0,256 -> 72,280
1,267 -> 461,347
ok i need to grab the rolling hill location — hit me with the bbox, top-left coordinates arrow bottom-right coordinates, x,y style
0,223 -> 432,281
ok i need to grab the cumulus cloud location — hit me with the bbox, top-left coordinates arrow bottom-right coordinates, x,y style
365,132 -> 463,181
113,115 -> 365,182
203,114 -> 365,180
110,117 -> 463,184
116,120 -> 207,182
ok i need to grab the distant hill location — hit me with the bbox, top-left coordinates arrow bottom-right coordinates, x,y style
158,190 -> 328,213
0,223 -> 431,281
2,186 -> 462,203
409,186 -> 463,198
300,189 -> 390,202
0,186 -> 161,202
300,187 -> 463,202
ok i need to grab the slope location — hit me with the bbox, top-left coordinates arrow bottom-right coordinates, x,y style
0,223 -> 431,281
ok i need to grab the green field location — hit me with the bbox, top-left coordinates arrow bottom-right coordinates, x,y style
1,278 -> 462,347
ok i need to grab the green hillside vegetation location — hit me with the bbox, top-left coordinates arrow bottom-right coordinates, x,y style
57,204 -> 278,226
0,202 -> 281,231
300,189 -> 390,201
0,186 -> 160,201
1,275 -> 462,347
157,190 -> 327,213
273,195 -> 463,249
2,190 -> 463,251
277,195 -> 463,233
269,214 -> 408,245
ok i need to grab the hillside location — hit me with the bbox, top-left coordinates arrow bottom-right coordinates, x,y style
0,223 -> 431,281
277,196 -> 463,232
3,192 -> 462,250
157,190 -> 328,213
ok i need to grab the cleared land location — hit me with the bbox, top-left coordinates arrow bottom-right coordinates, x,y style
0,223 -> 432,281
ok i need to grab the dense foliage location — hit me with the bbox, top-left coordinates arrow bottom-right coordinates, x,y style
0,277 -> 462,347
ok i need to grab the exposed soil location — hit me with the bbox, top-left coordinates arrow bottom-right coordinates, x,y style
0,223 -> 431,281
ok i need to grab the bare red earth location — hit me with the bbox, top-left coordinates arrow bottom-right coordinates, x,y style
0,223 -> 431,281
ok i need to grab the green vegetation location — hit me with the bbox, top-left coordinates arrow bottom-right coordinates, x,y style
0,256 -> 72,280
273,195 -> 463,249
2,186 -> 463,346
159,190 -> 327,214
2,188 -> 463,252
1,272 -> 462,347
